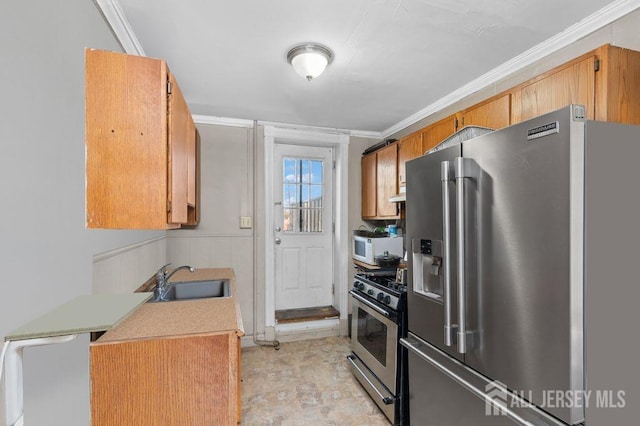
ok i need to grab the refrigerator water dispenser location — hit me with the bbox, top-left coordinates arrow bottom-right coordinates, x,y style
412,238 -> 443,302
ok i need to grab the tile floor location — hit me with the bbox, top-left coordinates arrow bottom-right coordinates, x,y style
241,336 -> 390,425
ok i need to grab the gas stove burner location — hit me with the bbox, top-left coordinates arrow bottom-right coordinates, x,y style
353,273 -> 407,312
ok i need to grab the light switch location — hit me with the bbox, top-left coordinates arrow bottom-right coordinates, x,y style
240,216 -> 253,229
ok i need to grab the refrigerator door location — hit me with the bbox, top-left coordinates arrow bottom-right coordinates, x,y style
459,106 -> 584,424
406,145 -> 462,361
401,334 -> 566,426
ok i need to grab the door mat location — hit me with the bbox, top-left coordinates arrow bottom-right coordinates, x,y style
275,306 -> 340,324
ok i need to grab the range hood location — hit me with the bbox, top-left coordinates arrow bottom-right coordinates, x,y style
389,186 -> 406,203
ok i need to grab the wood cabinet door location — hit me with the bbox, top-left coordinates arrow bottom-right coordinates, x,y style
361,153 -> 377,218
514,55 -> 596,123
398,132 -> 423,185
167,71 -> 189,225
85,49 -> 171,229
597,45 -> 640,125
186,128 -> 200,226
91,332 -> 239,425
421,115 -> 457,152
376,143 -> 399,218
460,94 -> 511,130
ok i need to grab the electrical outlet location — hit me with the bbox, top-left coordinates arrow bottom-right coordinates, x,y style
240,216 -> 253,229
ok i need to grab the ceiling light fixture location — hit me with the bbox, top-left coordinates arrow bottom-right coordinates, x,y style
287,43 -> 334,81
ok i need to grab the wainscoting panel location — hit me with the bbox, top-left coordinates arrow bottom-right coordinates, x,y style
93,237 -> 167,294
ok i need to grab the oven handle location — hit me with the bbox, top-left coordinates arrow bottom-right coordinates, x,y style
347,355 -> 394,405
349,291 -> 390,318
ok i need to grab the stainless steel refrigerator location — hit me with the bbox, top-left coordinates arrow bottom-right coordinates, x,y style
401,105 -> 640,425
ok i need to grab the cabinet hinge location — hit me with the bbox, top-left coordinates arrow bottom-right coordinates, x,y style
167,200 -> 172,212
333,160 -> 336,170
332,222 -> 335,233
332,283 -> 335,295
594,59 -> 600,72
454,117 -> 459,130
167,79 -> 173,95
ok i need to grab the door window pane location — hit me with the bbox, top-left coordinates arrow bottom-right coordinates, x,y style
282,157 -> 324,233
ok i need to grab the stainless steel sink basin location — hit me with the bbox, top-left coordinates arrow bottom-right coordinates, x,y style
148,279 -> 231,302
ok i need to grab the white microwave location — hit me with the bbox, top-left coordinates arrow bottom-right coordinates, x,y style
353,235 -> 404,265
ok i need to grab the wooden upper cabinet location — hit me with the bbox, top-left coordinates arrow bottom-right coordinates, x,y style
376,143 -> 399,218
513,54 -> 596,124
167,70 -> 189,225
459,94 -> 511,130
398,132 -> 423,185
421,115 -> 457,152
361,152 -> 377,219
594,44 -> 640,125
85,49 -> 198,229
186,128 -> 200,226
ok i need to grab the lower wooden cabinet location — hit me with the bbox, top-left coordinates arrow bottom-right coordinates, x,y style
90,331 -> 241,425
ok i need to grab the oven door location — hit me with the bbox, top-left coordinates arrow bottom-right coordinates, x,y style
350,291 -> 398,393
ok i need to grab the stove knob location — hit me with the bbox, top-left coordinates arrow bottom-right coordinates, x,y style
367,289 -> 374,296
376,292 -> 384,301
384,295 -> 391,304
358,283 -> 365,291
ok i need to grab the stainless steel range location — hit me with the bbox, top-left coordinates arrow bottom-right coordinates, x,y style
348,270 -> 408,425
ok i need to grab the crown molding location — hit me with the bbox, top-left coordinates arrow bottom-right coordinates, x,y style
259,120 -> 381,140
263,126 -> 349,145
94,0 -> 145,55
192,115 -> 255,128
192,115 -> 382,139
382,0 -> 640,138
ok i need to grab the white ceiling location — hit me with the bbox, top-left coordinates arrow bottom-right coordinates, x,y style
114,0 -> 623,134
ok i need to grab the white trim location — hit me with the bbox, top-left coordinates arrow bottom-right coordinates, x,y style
264,126 -> 349,145
260,120 -> 382,140
92,236 -> 165,262
94,0 -> 145,55
349,130 -> 383,139
264,132 -> 276,328
263,126 -> 350,330
382,0 -> 640,138
191,115 -> 382,138
192,115 -> 255,128
275,319 -> 340,333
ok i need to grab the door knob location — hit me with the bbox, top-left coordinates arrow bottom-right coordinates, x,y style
275,238 -> 282,245
275,226 -> 282,232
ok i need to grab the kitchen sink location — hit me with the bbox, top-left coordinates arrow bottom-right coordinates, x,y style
148,279 -> 231,302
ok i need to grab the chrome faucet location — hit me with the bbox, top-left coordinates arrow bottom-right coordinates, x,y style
155,263 -> 195,300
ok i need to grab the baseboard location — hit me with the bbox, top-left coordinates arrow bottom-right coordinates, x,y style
275,318 -> 341,343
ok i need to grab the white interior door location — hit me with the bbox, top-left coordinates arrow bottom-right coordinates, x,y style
273,144 -> 334,310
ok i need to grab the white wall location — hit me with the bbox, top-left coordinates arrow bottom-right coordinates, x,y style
167,124 -> 256,337
348,136 -> 378,278
392,8 -> 640,139
0,1 -> 165,424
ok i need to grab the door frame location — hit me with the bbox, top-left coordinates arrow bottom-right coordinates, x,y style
264,126 -> 350,333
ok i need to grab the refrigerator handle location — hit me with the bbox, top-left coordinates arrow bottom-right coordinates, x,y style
455,157 -> 477,353
440,160 -> 457,347
401,336 -> 552,426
